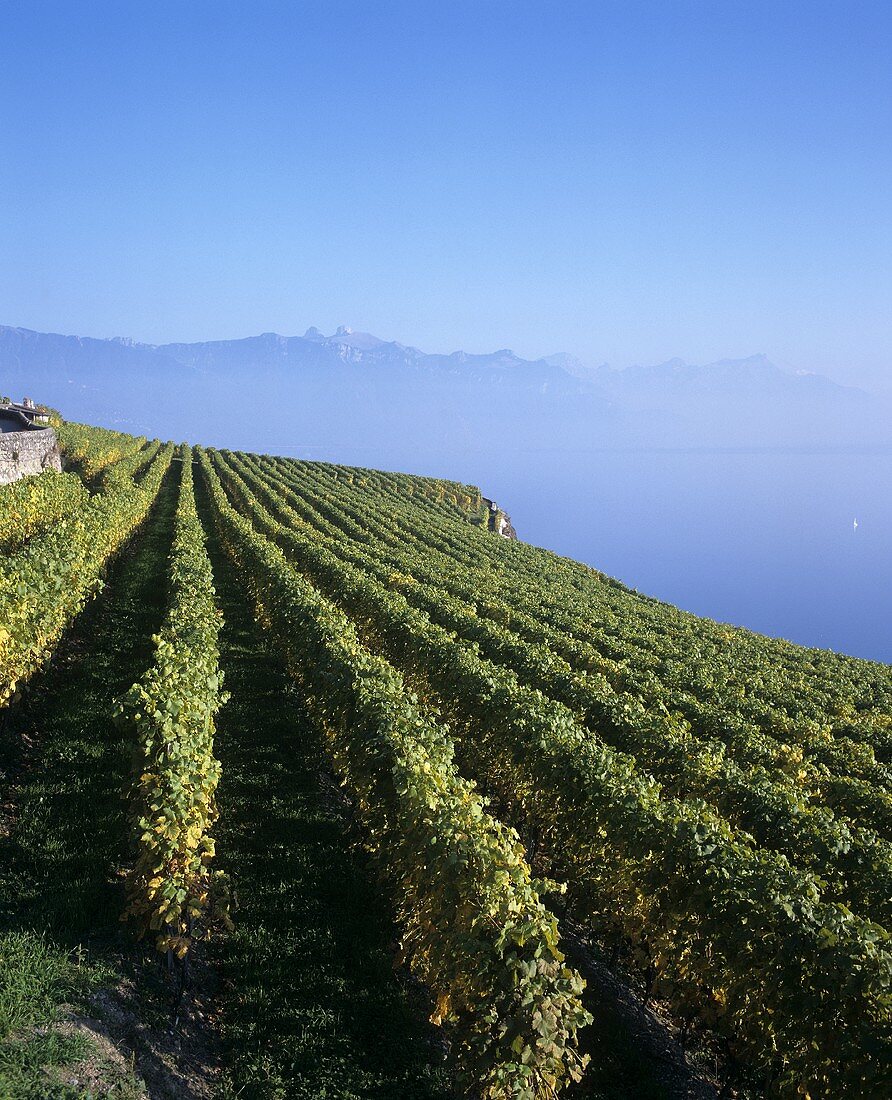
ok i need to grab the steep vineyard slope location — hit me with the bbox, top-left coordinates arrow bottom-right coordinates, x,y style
1,420 -> 890,1099
201,446 -> 892,1098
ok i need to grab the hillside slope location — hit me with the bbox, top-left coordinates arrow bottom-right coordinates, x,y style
1,423 -> 890,1098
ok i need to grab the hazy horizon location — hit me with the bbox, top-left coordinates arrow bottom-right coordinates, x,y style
3,2 -> 890,655
5,316 -> 890,661
2,1 -> 890,391
0,318 -> 882,397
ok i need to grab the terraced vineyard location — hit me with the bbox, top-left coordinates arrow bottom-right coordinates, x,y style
1,421 -> 890,1098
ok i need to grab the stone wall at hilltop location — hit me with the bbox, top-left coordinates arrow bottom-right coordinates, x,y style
0,427 -> 62,484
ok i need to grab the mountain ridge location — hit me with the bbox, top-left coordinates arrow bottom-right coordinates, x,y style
0,323 -> 886,457
0,321 -> 869,396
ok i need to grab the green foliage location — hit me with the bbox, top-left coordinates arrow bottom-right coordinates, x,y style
198,448 -> 591,1099
0,429 -> 173,709
116,448 -> 229,957
0,469 -> 89,552
207,446 -> 892,1098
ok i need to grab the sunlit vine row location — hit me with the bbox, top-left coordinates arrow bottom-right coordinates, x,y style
197,447 -> 591,1099
116,447 -> 230,959
211,447 -> 892,1098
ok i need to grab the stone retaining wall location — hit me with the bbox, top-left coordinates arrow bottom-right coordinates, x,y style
0,427 -> 63,484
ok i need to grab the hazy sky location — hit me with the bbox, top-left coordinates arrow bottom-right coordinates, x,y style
2,1 -> 890,389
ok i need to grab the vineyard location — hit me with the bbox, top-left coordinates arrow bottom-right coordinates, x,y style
1,421 -> 891,1099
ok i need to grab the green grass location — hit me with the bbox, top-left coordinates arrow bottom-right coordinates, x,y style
196,467 -> 452,1100
0,932 -> 136,1098
0,933 -> 96,1039
0,470 -> 179,1098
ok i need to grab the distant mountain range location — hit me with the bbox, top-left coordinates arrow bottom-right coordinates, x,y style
1,324 -> 887,463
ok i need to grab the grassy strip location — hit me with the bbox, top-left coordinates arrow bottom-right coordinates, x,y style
0,931 -> 143,1099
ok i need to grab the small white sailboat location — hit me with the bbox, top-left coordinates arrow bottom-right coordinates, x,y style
853,518 -> 859,531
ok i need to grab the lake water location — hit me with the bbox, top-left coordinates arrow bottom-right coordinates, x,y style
286,443 -> 892,664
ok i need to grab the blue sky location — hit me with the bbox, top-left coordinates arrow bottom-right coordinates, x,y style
1,1 -> 890,388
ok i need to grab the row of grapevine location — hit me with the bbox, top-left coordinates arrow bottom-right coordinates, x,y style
387,463 -> 892,747
196,449 -> 592,1098
220,451 -> 892,928
0,468 -> 89,551
209,447 -> 892,1097
56,421 -> 148,482
296,457 -> 485,520
311,454 -> 892,745
116,448 -> 230,959
0,433 -> 173,708
98,438 -> 163,489
254,453 -> 892,827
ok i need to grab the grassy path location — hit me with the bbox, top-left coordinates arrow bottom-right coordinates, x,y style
0,467 -> 180,1096
196,468 -> 452,1100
